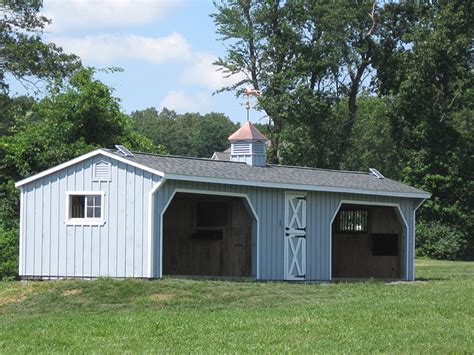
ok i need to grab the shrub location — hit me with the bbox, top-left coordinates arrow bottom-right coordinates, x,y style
0,224 -> 19,280
416,221 -> 467,260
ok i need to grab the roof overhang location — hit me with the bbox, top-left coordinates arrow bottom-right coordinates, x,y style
164,173 -> 432,199
14,149 -> 165,188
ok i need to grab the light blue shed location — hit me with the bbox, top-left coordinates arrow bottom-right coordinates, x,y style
15,123 -> 430,281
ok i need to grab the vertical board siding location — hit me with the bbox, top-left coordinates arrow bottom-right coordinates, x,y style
21,154 -> 420,281
154,182 -> 419,281
153,180 -> 287,280
20,155 -> 160,278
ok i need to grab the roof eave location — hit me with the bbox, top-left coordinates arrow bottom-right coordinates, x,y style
164,173 -> 431,199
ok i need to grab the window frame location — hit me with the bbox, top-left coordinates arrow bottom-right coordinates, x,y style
65,191 -> 106,226
335,207 -> 369,234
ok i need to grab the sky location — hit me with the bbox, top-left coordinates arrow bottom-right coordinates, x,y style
25,0 -> 255,123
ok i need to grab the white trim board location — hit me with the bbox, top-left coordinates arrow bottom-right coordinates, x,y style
18,188 -> 24,276
15,149 -> 165,188
412,198 -> 427,280
157,187 -> 261,279
328,200 -> 410,281
147,179 -> 167,278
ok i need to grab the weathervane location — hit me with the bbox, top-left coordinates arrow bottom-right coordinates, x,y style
242,86 -> 262,121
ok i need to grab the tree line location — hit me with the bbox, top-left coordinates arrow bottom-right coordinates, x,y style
0,1 -> 472,278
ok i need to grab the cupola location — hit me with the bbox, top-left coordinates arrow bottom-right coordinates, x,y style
228,121 -> 267,166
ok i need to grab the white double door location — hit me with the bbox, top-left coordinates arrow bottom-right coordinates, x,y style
284,193 -> 307,280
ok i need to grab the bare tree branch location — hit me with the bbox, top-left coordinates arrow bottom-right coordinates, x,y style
365,1 -> 377,38
440,90 -> 460,122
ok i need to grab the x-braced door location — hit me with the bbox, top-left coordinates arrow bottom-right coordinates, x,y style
284,192 -> 307,280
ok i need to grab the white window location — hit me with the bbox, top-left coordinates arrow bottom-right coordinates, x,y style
66,191 -> 105,225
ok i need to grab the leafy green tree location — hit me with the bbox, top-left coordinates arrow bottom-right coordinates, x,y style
131,108 -> 238,158
376,1 -> 473,259
1,0 -> 81,92
340,95 -> 398,178
212,0 -> 381,166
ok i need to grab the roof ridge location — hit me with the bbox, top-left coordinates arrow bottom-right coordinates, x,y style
124,150 -> 247,165
116,149 -> 373,175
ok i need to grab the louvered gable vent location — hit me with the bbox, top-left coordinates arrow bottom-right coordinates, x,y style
93,161 -> 111,181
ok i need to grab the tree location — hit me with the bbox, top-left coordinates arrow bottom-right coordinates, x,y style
340,95 -> 398,178
212,0 -> 380,167
0,0 -> 81,92
376,1 -> 474,259
131,109 -> 238,158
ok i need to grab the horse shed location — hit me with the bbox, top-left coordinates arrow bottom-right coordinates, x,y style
15,123 -> 430,281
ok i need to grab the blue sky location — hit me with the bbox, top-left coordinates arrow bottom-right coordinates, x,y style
31,0 -> 255,123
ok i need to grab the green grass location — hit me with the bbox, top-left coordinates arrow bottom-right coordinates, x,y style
0,259 -> 473,353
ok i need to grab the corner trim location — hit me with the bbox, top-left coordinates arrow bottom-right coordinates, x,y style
18,188 -> 24,276
147,178 -> 167,278
412,198 -> 428,280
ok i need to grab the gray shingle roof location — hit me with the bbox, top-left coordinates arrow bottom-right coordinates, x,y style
106,150 -> 429,198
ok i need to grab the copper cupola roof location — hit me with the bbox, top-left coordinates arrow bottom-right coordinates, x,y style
228,121 -> 267,141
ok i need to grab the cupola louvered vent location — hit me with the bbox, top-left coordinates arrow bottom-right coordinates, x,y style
252,141 -> 265,154
93,161 -> 111,181
232,142 -> 251,154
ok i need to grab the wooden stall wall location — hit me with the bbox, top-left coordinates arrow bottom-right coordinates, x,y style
163,193 -> 252,277
332,206 -> 402,278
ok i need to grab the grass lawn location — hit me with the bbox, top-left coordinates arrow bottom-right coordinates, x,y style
0,259 -> 473,353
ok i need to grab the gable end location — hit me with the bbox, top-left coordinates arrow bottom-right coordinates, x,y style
15,149 -> 164,188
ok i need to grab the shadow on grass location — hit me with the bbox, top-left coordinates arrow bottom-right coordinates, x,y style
415,277 -> 445,281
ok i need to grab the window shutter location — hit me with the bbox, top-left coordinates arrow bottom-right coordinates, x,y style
93,161 -> 111,181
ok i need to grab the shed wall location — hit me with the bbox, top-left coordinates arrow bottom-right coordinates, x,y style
152,180 -> 419,281
20,155 -> 160,278
20,156 -> 420,281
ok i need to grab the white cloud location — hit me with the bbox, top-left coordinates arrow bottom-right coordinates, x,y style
50,33 -> 192,64
180,53 -> 246,91
51,33 -> 243,94
43,0 -> 181,31
160,90 -> 209,112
